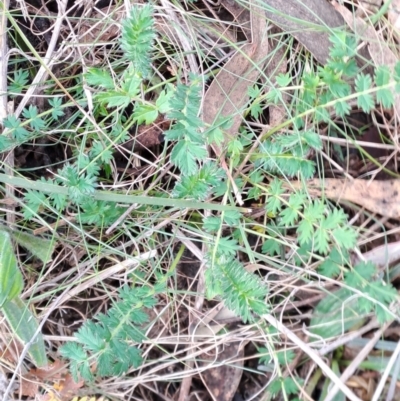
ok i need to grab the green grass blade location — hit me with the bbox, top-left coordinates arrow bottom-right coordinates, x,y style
2,298 -> 47,367
0,173 -> 249,212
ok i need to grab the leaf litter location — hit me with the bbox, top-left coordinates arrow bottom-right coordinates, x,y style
291,178 -> 400,219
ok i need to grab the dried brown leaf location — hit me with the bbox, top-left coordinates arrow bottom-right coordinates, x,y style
28,359 -> 66,381
293,178 -> 400,218
202,3 -> 268,147
121,116 -> 171,152
264,0 -> 344,65
24,359 -> 84,401
54,374 -> 85,401
198,342 -> 245,401
202,1 -> 269,205
20,376 -> 39,398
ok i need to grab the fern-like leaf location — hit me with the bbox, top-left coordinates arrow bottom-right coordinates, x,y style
61,284 -> 161,382
256,140 -> 316,179
207,257 -> 268,323
355,73 -> 374,113
120,5 -> 155,78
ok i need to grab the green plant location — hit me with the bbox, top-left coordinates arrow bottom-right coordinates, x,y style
311,261 -> 397,338
260,30 -> 400,165
18,4 -> 225,229
246,32 -> 399,283
60,281 -> 166,382
257,336 -> 302,400
5,1 -> 399,390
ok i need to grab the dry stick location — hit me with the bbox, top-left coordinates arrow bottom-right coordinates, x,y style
324,320 -> 392,401
262,313 -> 363,401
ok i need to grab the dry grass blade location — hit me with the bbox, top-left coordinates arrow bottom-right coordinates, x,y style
0,0 -> 8,123
381,340 -> 400,401
265,26 -> 288,127
371,341 -> 400,401
386,0 -> 400,34
159,0 -> 198,74
324,321 -> 391,401
13,0 -> 67,117
175,227 -> 206,401
263,313 -> 363,401
55,250 -> 157,303
318,318 -> 380,356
